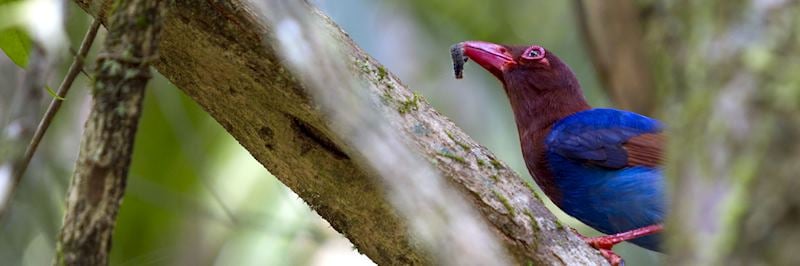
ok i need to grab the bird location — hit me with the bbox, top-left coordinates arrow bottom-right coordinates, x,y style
452,41 -> 665,265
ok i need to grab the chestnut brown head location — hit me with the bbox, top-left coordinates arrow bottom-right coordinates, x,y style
457,41 -> 580,95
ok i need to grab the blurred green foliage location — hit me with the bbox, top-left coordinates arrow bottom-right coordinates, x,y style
110,77 -> 209,265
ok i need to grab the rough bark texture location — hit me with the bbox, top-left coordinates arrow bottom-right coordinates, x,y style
69,0 -> 611,265
263,2 -> 513,265
55,1 -> 167,265
579,0 -> 800,265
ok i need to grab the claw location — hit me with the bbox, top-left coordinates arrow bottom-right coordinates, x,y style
570,224 -> 663,266
598,248 -> 624,266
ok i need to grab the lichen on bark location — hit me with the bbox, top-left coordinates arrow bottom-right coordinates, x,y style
55,1 -> 167,265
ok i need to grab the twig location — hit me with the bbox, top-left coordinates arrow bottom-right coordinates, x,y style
0,19 -> 101,218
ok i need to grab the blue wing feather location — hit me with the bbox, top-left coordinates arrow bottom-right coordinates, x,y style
546,108 -> 662,169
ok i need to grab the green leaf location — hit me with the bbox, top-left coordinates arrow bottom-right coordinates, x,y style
0,0 -> 28,67
45,85 -> 64,100
0,26 -> 32,68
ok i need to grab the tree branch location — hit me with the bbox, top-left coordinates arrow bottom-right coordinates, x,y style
55,1 -> 166,265
72,0 -> 608,264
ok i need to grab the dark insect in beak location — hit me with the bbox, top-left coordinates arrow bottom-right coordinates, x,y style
451,43 -> 468,79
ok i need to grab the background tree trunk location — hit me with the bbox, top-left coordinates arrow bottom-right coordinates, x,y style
577,0 -> 800,264
574,0 -> 659,116
65,0 -> 613,265
55,1 -> 166,265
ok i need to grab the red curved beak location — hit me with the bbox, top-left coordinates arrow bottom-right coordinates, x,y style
461,41 -> 514,80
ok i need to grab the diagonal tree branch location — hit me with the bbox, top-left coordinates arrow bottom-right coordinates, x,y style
55,1 -> 167,265
71,0 -> 608,264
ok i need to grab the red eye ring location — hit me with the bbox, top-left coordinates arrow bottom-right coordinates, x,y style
522,46 -> 546,60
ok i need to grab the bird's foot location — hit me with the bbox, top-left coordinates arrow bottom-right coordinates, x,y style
597,248 -> 624,266
571,224 -> 663,266
570,230 -> 624,266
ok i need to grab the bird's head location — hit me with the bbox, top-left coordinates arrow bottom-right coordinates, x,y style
455,41 -> 581,96
453,41 -> 589,130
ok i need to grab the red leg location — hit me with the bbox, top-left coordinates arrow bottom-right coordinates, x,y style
572,224 -> 663,266
585,224 -> 663,250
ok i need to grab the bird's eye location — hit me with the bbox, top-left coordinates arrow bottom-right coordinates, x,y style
522,46 -> 546,60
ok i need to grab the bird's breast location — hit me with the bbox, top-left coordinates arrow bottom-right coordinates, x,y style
520,127 -> 563,202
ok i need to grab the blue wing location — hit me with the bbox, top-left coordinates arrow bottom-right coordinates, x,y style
545,109 -> 666,251
546,108 -> 663,169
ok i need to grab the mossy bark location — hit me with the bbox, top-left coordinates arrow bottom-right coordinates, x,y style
67,0 -> 612,265
578,0 -> 800,265
55,0 -> 166,265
